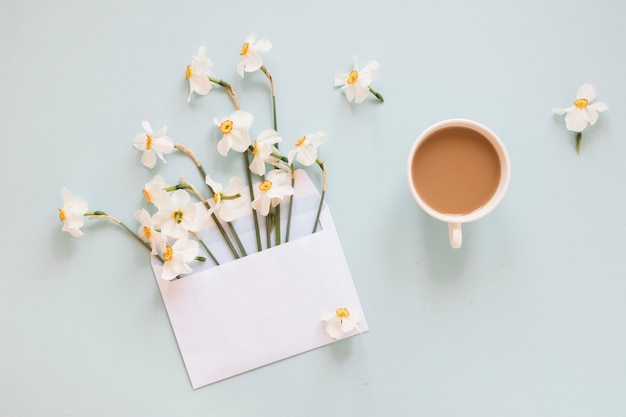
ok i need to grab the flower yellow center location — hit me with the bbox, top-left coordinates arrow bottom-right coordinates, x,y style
213,192 -> 220,203
295,136 -> 306,147
240,42 -> 249,56
220,120 -> 233,134
146,134 -> 152,150
164,246 -> 173,261
173,210 -> 183,224
143,226 -> 152,240
58,208 -> 66,222
336,308 -> 350,319
142,189 -> 151,204
259,180 -> 272,191
347,70 -> 359,84
185,65 -> 192,80
252,140 -> 259,155
574,98 -> 589,109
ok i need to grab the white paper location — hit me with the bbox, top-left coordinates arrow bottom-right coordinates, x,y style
151,170 -> 368,389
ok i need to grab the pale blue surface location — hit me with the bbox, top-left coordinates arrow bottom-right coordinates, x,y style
2,0 -> 626,415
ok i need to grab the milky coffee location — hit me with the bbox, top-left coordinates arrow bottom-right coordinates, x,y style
410,126 -> 501,216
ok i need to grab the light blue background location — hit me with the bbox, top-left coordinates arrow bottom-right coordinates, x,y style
2,0 -> 625,415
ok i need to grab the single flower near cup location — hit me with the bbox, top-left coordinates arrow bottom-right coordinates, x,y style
407,119 -> 511,248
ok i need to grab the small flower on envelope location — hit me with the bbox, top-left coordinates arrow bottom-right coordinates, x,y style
132,121 -> 175,169
323,307 -> 362,340
161,235 -> 200,281
58,187 -> 88,237
135,208 -> 167,255
205,175 -> 246,222
250,169 -> 294,216
249,129 -> 282,176
334,56 -> 382,104
152,189 -> 200,239
237,34 -> 271,78
215,110 -> 254,156
142,175 -> 169,208
186,46 -> 214,102
287,132 -> 328,167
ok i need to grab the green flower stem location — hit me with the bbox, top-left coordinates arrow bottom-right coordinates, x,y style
285,166 -> 296,243
266,209 -> 273,249
208,76 -> 240,110
576,131 -> 582,154
84,211 -> 163,263
180,179 -> 240,260
369,86 -> 384,103
189,231 -> 219,265
312,160 -> 327,233
243,151 -> 263,252
259,66 -> 277,131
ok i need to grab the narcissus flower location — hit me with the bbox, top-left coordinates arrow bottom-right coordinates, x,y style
250,169 -> 294,216
135,208 -> 168,255
214,110 -> 253,156
553,83 -> 608,132
249,129 -> 282,176
152,189 -> 199,239
141,175 -> 169,208
237,34 -> 271,77
132,120 -> 175,169
186,46 -> 213,102
58,188 -> 89,237
322,307 -> 362,339
205,175 -> 246,222
160,236 -> 200,281
334,56 -> 381,104
287,132 -> 328,167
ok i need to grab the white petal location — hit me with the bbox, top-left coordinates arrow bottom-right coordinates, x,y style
141,150 -> 157,168
353,84 -> 370,104
252,38 -> 272,52
359,60 -> 380,84
141,120 -> 152,133
296,145 -> 317,166
334,72 -> 348,87
590,101 -> 608,112
564,110 -> 588,132
249,155 -> 266,176
243,51 -> 263,72
576,83 -> 596,101
236,60 -> 245,78
582,106 -> 599,125
217,137 -> 231,156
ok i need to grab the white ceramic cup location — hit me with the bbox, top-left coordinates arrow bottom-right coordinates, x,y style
407,119 -> 511,249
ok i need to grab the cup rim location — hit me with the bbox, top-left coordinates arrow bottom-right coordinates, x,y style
407,118 -> 511,224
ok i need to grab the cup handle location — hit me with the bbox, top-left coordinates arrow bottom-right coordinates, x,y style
448,222 -> 462,249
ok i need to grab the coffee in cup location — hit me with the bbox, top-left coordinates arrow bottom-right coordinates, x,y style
407,119 -> 510,248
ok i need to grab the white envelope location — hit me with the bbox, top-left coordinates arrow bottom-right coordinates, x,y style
151,170 -> 368,389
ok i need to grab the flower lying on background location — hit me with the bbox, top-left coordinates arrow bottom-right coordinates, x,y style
553,83 -> 608,153
237,34 -> 272,77
334,56 -> 383,104
322,307 -> 362,339
205,175 -> 246,222
142,175 -> 169,207
250,169 -> 294,216
152,189 -> 200,239
287,132 -> 328,167
161,236 -> 200,281
186,46 -> 214,102
132,121 -> 174,168
135,208 -> 167,255
215,110 -> 254,156
59,188 -> 89,237
249,129 -> 282,176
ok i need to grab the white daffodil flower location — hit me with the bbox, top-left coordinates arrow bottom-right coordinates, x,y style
152,189 -> 199,239
553,83 -> 608,132
334,56 -> 380,104
237,34 -> 272,78
160,236 -> 200,281
141,175 -> 169,208
287,132 -> 328,167
135,208 -> 168,255
250,169 -> 294,216
58,187 -> 89,237
205,175 -> 246,222
132,120 -> 175,169
214,110 -> 253,156
249,129 -> 282,176
186,46 -> 214,102
322,307 -> 362,340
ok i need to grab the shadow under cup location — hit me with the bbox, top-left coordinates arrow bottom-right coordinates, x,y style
407,119 -> 511,248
